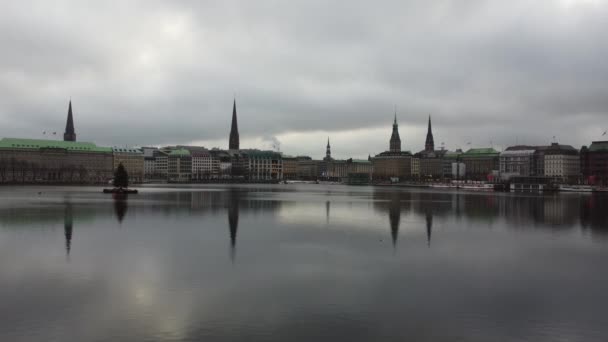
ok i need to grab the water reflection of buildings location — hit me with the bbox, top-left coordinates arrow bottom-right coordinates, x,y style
372,189 -> 608,243
426,211 -> 432,247
64,204 -> 73,256
227,190 -> 239,262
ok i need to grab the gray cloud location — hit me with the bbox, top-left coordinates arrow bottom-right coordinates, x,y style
1,0 -> 607,158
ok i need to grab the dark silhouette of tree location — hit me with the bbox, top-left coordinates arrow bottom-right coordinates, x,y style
114,163 -> 129,188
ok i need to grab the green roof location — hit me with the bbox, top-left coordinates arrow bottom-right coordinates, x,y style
589,141 -> 608,152
244,150 -> 281,158
463,148 -> 499,156
168,149 -> 191,156
0,137 -> 112,153
350,159 -> 371,163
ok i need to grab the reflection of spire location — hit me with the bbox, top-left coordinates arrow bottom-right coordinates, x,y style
426,211 -> 433,247
113,194 -> 128,223
388,200 -> 401,248
326,200 -> 330,225
64,204 -> 73,256
227,191 -> 240,263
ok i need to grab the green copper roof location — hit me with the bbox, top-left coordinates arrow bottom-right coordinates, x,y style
168,149 -> 191,156
463,148 -> 499,156
589,141 -> 608,152
0,137 -> 112,153
243,150 -> 281,158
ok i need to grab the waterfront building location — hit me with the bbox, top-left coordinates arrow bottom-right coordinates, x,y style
153,149 -> 169,178
112,147 -> 144,183
244,150 -> 283,180
63,100 -> 76,142
411,156 -> 420,179
229,99 -> 239,151
543,143 -> 580,183
0,137 -> 112,183
461,148 -> 500,181
142,147 -> 157,178
296,157 -> 319,180
419,156 -> 443,179
442,150 -> 463,179
346,158 -> 373,183
372,115 -> 413,181
191,150 -> 219,180
347,158 -> 373,175
581,141 -> 608,186
499,146 -> 537,180
167,149 -> 192,182
281,156 -> 298,180
533,146 -> 549,176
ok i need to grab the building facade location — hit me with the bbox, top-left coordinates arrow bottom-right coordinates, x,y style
499,147 -> 537,179
296,158 -> 319,180
112,147 -> 144,183
543,143 -> 580,183
461,148 -> 500,181
0,138 -> 113,184
581,141 -> 608,186
245,150 -> 283,180
167,149 -> 192,182
191,151 -> 219,180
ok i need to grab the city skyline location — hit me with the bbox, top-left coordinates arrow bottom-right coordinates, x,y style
1,1 -> 607,159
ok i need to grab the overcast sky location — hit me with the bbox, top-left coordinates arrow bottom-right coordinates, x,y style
1,0 -> 607,159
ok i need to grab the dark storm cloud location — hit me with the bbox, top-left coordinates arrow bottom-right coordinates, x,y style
1,0 -> 607,156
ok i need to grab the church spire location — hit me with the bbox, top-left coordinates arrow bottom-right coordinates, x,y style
389,113 -> 401,153
425,115 -> 434,152
63,100 -> 76,142
229,98 -> 239,150
325,137 -> 332,160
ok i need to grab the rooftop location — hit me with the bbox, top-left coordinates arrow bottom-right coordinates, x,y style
589,141 -> 608,152
168,149 -> 191,157
463,148 -> 499,156
112,147 -> 143,154
0,137 -> 112,153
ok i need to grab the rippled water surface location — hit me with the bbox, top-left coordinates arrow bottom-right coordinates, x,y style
1,184 -> 607,341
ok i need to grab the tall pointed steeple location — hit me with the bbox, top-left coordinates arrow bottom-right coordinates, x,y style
229,98 -> 240,150
425,115 -> 434,152
63,100 -> 76,142
324,137 -> 332,161
389,112 -> 401,153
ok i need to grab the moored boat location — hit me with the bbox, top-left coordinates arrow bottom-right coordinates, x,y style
558,185 -> 593,192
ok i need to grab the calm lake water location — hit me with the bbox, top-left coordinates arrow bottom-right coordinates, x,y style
1,184 -> 607,341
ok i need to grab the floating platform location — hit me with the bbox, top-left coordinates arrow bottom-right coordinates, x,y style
103,188 -> 138,194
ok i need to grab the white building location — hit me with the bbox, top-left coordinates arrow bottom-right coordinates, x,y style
544,143 -> 580,182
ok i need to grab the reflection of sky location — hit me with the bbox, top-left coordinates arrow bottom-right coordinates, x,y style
0,186 -> 608,341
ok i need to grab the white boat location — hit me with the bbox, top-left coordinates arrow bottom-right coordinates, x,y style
430,184 -> 458,189
460,184 -> 495,191
558,185 -> 593,192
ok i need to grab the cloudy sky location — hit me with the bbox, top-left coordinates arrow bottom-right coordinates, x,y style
1,0 -> 607,159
